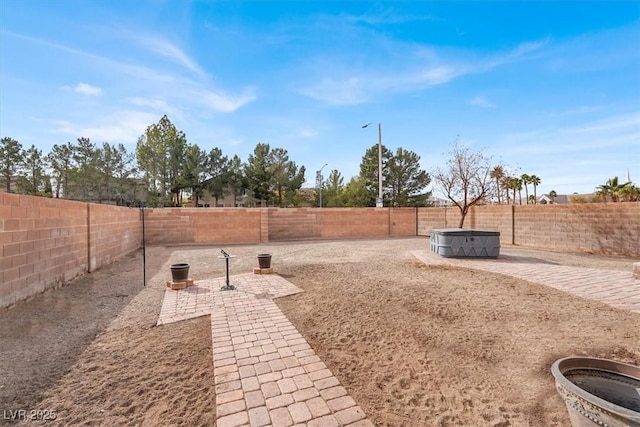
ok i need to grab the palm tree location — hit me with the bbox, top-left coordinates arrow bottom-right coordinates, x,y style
507,177 -> 520,205
529,175 -> 541,204
501,176 -> 512,204
549,190 -> 557,203
596,176 -> 628,202
516,178 -> 523,205
490,166 -> 504,204
521,173 -> 531,204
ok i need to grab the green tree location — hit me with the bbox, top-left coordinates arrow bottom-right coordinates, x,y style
97,142 -> 118,203
501,175 -> 512,204
42,176 -> 53,197
269,148 -> 305,207
227,155 -> 246,207
549,190 -> 557,203
136,115 -> 185,206
47,142 -> 74,198
490,166 -> 505,204
435,143 -> 493,228
596,176 -> 632,202
110,144 -> 137,206
72,137 -> 100,201
244,143 -> 273,205
206,147 -> 231,206
521,173 -> 531,204
618,184 -> 639,202
18,145 -> 47,195
506,177 -> 523,205
342,176 -> 370,207
529,175 -> 541,204
0,137 -> 24,193
182,144 -> 207,206
359,144 -> 393,206
323,169 -> 344,207
167,131 -> 187,206
386,147 -> 431,206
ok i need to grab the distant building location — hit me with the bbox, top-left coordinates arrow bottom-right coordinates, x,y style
538,193 -> 596,204
426,197 -> 449,207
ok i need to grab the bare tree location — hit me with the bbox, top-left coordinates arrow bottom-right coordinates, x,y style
435,143 -> 493,228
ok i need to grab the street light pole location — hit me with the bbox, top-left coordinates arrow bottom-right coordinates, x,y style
377,123 -> 382,207
316,163 -> 328,208
362,123 -> 383,207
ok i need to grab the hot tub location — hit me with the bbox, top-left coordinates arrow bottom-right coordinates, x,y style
430,228 -> 500,258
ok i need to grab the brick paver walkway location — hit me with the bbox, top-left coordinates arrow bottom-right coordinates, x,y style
411,250 -> 640,314
158,273 -> 373,427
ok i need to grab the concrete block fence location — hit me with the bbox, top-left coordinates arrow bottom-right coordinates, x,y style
1,193 -> 141,308
142,207 -> 417,245
2,193 -> 638,308
417,203 -> 640,257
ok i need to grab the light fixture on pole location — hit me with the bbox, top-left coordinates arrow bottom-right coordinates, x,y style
361,122 -> 383,207
316,163 -> 328,208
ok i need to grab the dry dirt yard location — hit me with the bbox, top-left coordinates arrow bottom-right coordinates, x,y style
1,237 -> 639,426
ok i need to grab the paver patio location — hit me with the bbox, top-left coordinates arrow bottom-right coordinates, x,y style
158,273 -> 373,427
411,250 -> 640,314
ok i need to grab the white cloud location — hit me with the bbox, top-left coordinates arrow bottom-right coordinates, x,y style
124,97 -> 171,112
297,37 -> 549,106
7,30 -> 255,114
49,110 -> 159,144
298,128 -> 318,138
132,34 -> 206,76
345,9 -> 438,26
198,88 -> 257,112
469,96 -> 495,108
500,113 -> 640,155
298,77 -> 368,106
554,105 -> 605,116
62,82 -> 103,96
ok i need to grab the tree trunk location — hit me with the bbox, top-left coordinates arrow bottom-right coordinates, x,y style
458,207 -> 468,228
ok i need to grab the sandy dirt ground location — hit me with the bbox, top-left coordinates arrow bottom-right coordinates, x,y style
1,237 -> 639,426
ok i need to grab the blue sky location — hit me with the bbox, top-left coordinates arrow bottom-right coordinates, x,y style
1,1 -> 638,197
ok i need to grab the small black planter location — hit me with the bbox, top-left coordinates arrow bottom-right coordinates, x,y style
170,263 -> 190,281
257,254 -> 272,269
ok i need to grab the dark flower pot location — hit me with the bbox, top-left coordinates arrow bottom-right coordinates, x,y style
257,254 -> 272,269
170,263 -> 190,282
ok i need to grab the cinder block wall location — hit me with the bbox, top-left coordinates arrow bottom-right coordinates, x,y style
267,208 -> 416,241
5,196 -> 638,308
389,208 -> 418,237
509,203 -> 639,256
1,193 -> 141,308
89,203 -> 141,272
417,208 -> 446,235
143,208 -> 261,245
418,203 -> 640,256
143,207 -> 417,244
467,205 -> 514,245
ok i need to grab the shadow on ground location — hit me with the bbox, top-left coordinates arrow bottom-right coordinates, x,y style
0,247 -> 170,420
